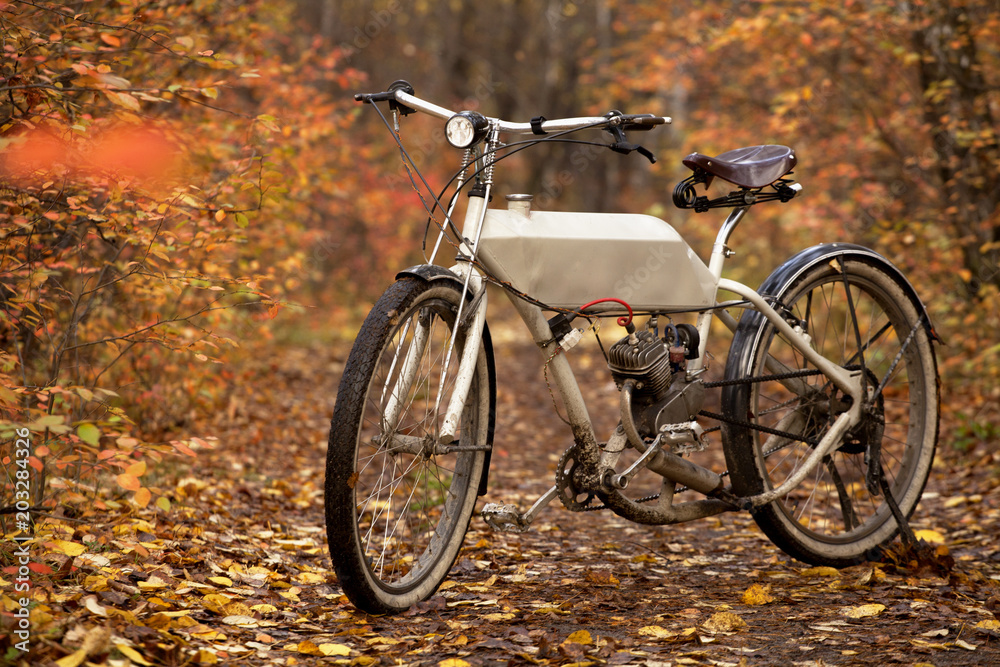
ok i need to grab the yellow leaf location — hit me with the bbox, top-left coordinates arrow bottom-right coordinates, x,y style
294,640 -> 322,655
293,571 -> 325,585
194,649 -> 218,664
56,649 -> 87,667
209,576 -> 233,587
638,625 -> 677,639
51,540 -> 87,557
156,496 -> 171,512
224,602 -> 253,616
115,644 -> 154,666
842,603 -> 886,618
914,529 -> 945,544
800,566 -> 840,577
251,603 -> 278,614
703,611 -> 746,633
437,660 -> 470,667
318,644 -> 351,656
564,630 -> 592,645
742,583 -> 775,605
482,613 -> 515,622
976,620 -> 1000,631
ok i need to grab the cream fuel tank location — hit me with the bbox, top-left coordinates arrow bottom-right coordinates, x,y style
473,195 -> 718,311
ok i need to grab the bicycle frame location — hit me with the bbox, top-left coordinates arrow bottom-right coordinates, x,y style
437,184 -> 864,518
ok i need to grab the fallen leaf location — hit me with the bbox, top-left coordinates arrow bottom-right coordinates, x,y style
223,615 -> 258,627
638,625 -> 677,639
564,629 -> 593,644
702,611 -> 746,633
800,566 -> 840,577
914,529 -> 945,544
83,595 -> 107,617
841,603 -> 885,618
584,570 -> 619,585
742,583 -> 775,605
51,540 -> 87,557
482,612 -> 516,621
115,644 -> 154,666
854,566 -> 886,587
318,643 -> 351,656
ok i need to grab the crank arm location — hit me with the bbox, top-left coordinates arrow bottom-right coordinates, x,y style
606,433 -> 663,490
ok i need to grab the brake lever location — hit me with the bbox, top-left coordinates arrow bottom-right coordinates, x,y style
606,121 -> 657,164
354,79 -> 417,116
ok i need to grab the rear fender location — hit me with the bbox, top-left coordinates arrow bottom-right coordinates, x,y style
754,243 -> 940,342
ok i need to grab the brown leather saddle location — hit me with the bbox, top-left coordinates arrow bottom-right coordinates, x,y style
682,145 -> 796,189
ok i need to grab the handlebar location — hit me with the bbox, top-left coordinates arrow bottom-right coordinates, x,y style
355,85 -> 671,135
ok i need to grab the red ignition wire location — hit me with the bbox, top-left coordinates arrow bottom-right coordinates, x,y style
578,298 -> 634,328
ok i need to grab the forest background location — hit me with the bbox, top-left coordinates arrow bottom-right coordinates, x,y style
1,0 -> 998,636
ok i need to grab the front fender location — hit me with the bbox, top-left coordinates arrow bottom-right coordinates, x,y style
395,264 -> 497,496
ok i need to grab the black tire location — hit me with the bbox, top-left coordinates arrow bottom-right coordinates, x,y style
325,278 -> 491,614
721,258 -> 938,566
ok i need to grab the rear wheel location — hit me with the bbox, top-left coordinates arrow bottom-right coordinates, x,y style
325,278 -> 491,613
722,258 -> 938,566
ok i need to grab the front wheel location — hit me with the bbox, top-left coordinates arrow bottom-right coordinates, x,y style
722,257 -> 939,566
325,278 -> 492,614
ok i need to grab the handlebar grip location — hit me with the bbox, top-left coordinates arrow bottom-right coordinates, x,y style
355,90 -> 397,103
621,114 -> 672,130
355,80 -> 416,105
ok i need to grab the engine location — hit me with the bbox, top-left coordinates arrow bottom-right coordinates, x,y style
607,323 -> 705,438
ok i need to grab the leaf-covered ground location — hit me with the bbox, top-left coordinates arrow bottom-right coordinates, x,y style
4,335 -> 1000,666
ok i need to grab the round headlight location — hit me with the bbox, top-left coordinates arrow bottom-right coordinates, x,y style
445,111 -> 488,148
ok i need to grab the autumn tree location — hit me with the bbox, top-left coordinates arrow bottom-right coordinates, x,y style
0,0 -> 371,518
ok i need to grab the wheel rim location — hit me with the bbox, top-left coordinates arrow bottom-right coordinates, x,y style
750,271 -> 929,543
353,295 -> 480,592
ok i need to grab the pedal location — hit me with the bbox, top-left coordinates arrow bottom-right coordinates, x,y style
481,503 -> 529,533
664,420 -> 707,456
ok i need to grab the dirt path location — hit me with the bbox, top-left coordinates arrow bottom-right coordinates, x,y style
189,334 -> 1000,666
33,334 -> 999,667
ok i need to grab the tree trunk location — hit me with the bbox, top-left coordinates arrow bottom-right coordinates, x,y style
913,0 -> 1000,295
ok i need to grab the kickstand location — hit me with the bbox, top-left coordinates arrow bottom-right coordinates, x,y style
875,461 -> 917,550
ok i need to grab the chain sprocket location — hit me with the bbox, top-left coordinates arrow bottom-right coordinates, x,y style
555,444 -> 596,511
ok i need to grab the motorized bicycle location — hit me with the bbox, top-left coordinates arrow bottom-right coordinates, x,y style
324,80 -> 940,614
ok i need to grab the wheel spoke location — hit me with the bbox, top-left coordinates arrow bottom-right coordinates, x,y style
722,259 -> 937,565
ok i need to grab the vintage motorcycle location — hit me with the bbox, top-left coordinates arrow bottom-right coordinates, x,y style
324,80 -> 939,614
